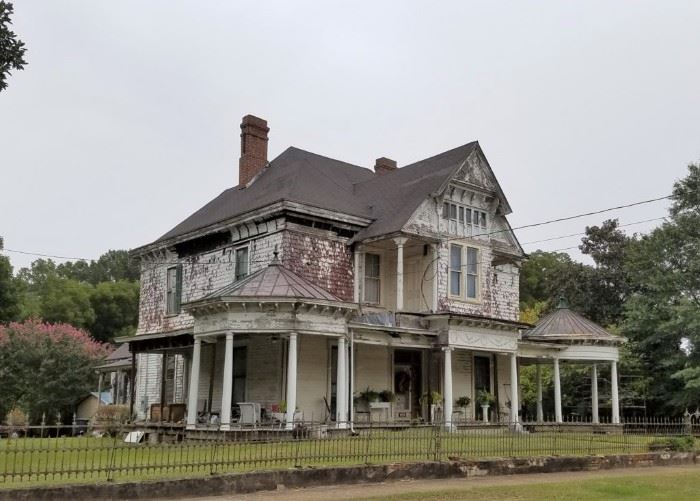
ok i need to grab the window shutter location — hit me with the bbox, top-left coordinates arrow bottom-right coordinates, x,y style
175,264 -> 183,314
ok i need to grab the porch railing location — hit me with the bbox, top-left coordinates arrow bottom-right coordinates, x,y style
0,417 -> 697,487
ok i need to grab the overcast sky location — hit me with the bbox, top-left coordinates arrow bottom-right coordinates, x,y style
1,1 -> 699,271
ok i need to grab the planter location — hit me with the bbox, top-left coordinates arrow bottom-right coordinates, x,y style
481,404 -> 490,423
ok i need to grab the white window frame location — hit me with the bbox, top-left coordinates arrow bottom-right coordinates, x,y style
447,244 -> 481,302
234,245 -> 250,282
363,253 -> 381,304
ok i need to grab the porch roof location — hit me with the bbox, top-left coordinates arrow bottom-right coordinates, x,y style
523,298 -> 625,345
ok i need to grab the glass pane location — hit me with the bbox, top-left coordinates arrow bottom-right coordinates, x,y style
365,254 -> 380,278
365,277 -> 380,303
450,271 -> 461,295
472,210 -> 480,225
467,247 -> 478,274
449,204 -> 457,219
466,209 -> 472,224
467,275 -> 477,298
450,245 -> 462,269
480,212 -> 487,227
474,356 -> 491,393
458,206 -> 464,222
442,203 -> 449,218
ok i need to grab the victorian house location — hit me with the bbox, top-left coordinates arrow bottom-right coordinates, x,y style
120,115 -> 623,431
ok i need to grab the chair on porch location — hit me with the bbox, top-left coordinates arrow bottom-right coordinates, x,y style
237,402 -> 261,425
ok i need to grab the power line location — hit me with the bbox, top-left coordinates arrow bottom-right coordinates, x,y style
520,217 -> 667,246
1,194 -> 672,265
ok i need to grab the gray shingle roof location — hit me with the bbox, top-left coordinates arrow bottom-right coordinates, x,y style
200,258 -> 341,302
524,299 -> 622,343
154,141 -> 485,246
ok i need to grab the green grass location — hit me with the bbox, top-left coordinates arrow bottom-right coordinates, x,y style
366,469 -> 700,500
0,430 -> 690,488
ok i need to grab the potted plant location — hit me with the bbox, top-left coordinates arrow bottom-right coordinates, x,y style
477,390 -> 496,423
455,396 -> 471,422
420,391 -> 443,423
379,390 -> 396,403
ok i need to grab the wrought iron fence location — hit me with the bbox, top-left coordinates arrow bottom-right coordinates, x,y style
0,417 -> 697,487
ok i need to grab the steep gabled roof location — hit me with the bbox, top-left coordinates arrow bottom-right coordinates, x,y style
150,140 -> 508,248
524,298 -> 623,343
198,258 -> 341,302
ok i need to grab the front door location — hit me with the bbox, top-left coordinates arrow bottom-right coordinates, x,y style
393,349 -> 422,421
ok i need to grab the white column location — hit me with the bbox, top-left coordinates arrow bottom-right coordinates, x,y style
591,364 -> 599,424
336,337 -> 347,428
536,363 -> 543,422
186,338 -> 202,429
431,244 -> 439,312
394,237 -> 407,311
349,330 -> 355,429
509,353 -> 519,425
96,372 -> 104,410
220,332 -> 234,430
611,360 -> 620,424
442,347 -> 453,430
353,250 -> 362,303
285,332 -> 298,430
553,357 -> 562,423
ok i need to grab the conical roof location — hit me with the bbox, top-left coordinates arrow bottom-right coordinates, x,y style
524,297 -> 621,343
200,255 -> 341,302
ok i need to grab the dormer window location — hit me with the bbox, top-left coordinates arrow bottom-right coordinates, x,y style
442,202 -> 487,230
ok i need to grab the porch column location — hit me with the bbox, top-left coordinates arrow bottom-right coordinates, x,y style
442,346 -> 454,430
186,338 -> 202,430
553,357 -> 562,423
285,332 -> 298,430
611,360 -> 620,424
220,332 -> 235,430
336,337 -> 347,428
96,372 -> 104,410
591,364 -> 599,424
509,353 -> 519,425
536,363 -> 543,422
394,237 -> 407,311
431,244 -> 439,312
129,351 -> 136,422
159,352 -> 168,423
353,249 -> 363,303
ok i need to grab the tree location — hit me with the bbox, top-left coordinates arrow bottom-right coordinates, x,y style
0,321 -> 110,422
0,1 -> 26,92
89,280 -> 139,343
56,249 -> 139,284
623,163 -> 700,413
38,277 -> 95,330
0,255 -> 20,323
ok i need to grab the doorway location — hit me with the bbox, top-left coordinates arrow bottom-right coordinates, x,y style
393,349 -> 423,421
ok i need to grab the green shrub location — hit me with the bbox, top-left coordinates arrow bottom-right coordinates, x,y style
649,436 -> 696,452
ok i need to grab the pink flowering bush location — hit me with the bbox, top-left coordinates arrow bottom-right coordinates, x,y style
0,320 -> 111,423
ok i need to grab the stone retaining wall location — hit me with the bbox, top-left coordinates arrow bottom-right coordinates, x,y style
1,452 -> 695,501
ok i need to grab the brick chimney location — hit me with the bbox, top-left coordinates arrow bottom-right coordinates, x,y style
239,114 -> 269,187
374,157 -> 397,175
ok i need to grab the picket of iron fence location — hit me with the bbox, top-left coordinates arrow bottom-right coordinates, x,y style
0,417 -> 697,486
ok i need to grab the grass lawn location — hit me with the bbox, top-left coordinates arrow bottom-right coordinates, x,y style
367,469 -> 700,500
0,429 -> 686,488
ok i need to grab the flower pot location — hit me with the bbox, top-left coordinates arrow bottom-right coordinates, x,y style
481,404 -> 490,423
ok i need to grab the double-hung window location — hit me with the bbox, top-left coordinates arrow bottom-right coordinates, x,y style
166,264 -> 183,315
235,247 -> 249,281
364,253 -> 381,303
448,245 -> 479,300
449,244 -> 462,296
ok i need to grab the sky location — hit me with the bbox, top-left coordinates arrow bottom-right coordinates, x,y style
1,1 -> 699,271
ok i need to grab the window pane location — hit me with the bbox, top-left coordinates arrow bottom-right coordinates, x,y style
365,278 -> 380,303
466,209 -> 472,224
235,248 -> 249,281
480,212 -> 487,227
467,275 -> 477,298
364,254 -> 381,303
365,254 -> 380,278
442,202 -> 449,218
467,247 -> 478,274
450,245 -> 462,269
458,206 -> 464,222
450,271 -> 461,295
166,267 -> 178,314
449,204 -> 457,220
472,210 -> 480,225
